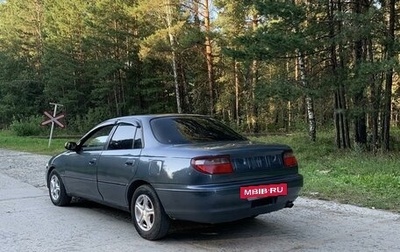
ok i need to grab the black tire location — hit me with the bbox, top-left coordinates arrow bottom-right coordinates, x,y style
131,185 -> 170,240
48,170 -> 71,206
246,214 -> 259,220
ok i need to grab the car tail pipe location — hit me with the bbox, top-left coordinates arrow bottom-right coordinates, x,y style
285,201 -> 294,208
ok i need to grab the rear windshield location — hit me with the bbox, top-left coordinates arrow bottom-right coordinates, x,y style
150,116 -> 247,144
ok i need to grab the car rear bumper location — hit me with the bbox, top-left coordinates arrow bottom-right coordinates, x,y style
155,174 -> 303,224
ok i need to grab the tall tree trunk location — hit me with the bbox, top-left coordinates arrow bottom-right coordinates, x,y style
353,47 -> 367,146
33,0 -> 44,78
165,0 -> 181,113
297,50 -> 316,141
366,38 -> 380,151
192,0 -> 201,29
330,0 -> 350,149
179,60 -> 190,112
353,0 -> 367,147
382,0 -> 396,150
204,0 -> 214,115
285,56 -> 292,132
250,14 -> 259,133
114,19 -> 122,116
235,60 -> 240,127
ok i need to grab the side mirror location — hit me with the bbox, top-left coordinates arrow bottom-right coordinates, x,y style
65,141 -> 78,151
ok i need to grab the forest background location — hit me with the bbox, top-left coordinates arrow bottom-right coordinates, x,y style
0,0 -> 399,152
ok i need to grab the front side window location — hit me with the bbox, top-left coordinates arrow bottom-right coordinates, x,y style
150,116 -> 247,144
81,125 -> 114,151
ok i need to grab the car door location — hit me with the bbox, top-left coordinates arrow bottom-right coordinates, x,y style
97,122 -> 143,207
63,125 -> 114,201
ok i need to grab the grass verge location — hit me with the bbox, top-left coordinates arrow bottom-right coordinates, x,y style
0,130 -> 74,155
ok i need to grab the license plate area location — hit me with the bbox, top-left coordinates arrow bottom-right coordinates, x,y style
240,183 -> 288,200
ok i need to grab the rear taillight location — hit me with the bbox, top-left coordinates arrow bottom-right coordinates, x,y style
283,151 -> 298,168
191,155 -> 233,174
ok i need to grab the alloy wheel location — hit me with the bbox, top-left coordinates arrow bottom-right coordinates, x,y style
134,194 -> 155,231
50,175 -> 61,201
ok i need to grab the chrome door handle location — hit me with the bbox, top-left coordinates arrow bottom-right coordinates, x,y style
89,158 -> 97,165
125,159 -> 136,166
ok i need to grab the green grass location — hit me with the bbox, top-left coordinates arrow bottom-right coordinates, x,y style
1,130 -> 399,213
0,130 -> 74,155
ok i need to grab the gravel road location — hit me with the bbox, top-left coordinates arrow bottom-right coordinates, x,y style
1,148 -> 400,252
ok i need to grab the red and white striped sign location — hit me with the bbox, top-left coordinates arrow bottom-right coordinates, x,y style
41,111 -> 65,128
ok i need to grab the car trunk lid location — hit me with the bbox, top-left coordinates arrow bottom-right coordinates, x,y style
174,141 -> 298,177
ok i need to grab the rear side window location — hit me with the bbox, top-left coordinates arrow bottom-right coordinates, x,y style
108,123 -> 143,150
150,116 -> 247,144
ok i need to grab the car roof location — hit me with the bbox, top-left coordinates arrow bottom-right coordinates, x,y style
109,113 -> 206,121
99,114 -> 209,125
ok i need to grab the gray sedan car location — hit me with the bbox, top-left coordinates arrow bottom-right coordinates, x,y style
46,114 -> 303,240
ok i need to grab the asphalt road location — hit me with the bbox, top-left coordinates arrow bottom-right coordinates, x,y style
0,149 -> 399,252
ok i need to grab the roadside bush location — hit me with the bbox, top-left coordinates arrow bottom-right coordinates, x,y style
69,107 -> 112,134
10,115 -> 47,136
